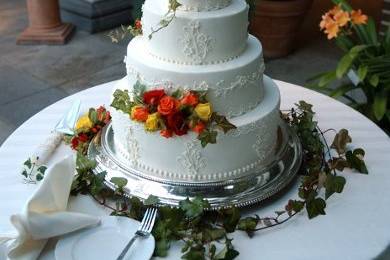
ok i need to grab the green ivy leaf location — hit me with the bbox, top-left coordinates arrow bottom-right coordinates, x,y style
222,207 -> 240,233
36,165 -> 47,174
204,228 -> 226,241
76,153 -> 97,173
212,113 -> 237,134
237,216 -> 259,237
214,239 -> 239,260
110,177 -> 128,189
325,175 -> 346,199
154,238 -> 170,257
306,198 -> 326,219
330,129 -> 352,155
111,89 -> 132,114
24,158 -> 32,169
346,150 -> 368,174
179,197 -> 210,219
90,171 -> 107,195
36,173 -> 44,181
21,170 -> 28,178
181,245 -> 206,260
197,130 -> 218,148
144,195 -> 160,206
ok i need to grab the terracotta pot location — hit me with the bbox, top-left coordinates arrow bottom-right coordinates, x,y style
17,0 -> 74,45
249,0 -> 313,59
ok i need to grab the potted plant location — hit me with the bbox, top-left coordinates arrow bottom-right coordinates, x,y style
309,0 -> 390,133
247,0 -> 313,58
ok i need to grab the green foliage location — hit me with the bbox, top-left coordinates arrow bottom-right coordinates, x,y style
308,3 -> 390,133
197,130 -> 218,148
62,102 -> 368,260
111,89 -> 133,114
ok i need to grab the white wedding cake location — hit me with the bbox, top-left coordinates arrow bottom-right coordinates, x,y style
110,0 -> 283,183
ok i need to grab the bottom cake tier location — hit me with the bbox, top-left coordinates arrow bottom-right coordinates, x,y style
110,75 -> 283,182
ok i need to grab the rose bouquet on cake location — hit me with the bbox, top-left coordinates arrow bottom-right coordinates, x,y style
111,81 -> 236,147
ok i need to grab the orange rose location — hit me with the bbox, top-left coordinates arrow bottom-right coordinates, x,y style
131,105 -> 149,122
193,122 -> 205,134
180,92 -> 199,107
158,96 -> 178,116
160,129 -> 173,138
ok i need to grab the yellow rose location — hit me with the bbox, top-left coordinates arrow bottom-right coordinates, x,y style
75,114 -> 93,131
145,113 -> 160,131
195,103 -> 212,122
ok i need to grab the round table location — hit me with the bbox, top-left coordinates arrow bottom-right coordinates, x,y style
1,79 -> 389,260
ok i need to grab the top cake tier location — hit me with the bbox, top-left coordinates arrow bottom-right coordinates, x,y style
177,0 -> 232,11
141,0 -> 248,65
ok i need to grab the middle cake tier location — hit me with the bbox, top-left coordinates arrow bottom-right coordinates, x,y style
110,75 -> 282,183
126,35 -> 265,118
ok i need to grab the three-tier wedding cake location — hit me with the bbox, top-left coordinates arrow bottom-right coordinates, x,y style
110,0 -> 283,183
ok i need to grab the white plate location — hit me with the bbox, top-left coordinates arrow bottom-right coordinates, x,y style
55,216 -> 155,260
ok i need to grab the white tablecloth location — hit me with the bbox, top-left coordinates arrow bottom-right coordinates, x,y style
1,79 -> 389,260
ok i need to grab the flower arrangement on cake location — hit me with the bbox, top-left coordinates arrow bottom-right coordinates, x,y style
110,81 -> 236,147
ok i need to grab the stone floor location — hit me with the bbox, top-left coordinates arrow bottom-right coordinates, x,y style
1,0 -> 390,259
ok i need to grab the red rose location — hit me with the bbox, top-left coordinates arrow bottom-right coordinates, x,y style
104,111 -> 111,124
193,122 -> 206,134
180,92 -> 199,107
135,19 -> 142,30
158,96 -> 179,116
78,133 -> 89,142
143,89 -> 165,105
71,137 -> 79,150
166,113 -> 188,136
160,129 -> 173,138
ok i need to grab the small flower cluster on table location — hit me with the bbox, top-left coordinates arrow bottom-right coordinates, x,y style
320,4 -> 368,39
111,81 -> 236,147
66,106 -> 111,153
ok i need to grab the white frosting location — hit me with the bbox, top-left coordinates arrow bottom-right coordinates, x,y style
177,0 -> 232,11
126,35 -> 265,118
110,76 -> 282,182
141,0 -> 249,65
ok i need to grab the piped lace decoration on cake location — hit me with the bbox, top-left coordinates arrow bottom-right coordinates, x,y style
252,128 -> 275,161
213,63 -> 265,98
179,0 -> 231,11
179,20 -> 214,65
177,140 -> 207,177
125,126 -> 140,167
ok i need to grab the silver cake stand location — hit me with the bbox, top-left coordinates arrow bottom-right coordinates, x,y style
87,123 -> 303,210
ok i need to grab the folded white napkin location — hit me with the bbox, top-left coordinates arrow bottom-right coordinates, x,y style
0,155 -> 101,260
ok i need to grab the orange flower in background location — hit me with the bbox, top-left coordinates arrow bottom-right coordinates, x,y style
329,4 -> 343,16
334,10 -> 350,27
351,9 -> 368,25
325,22 -> 340,39
320,13 -> 333,30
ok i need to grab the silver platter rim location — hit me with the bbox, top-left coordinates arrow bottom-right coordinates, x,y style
88,123 -> 302,210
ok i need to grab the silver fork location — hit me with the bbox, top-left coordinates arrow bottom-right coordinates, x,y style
116,207 -> 158,260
